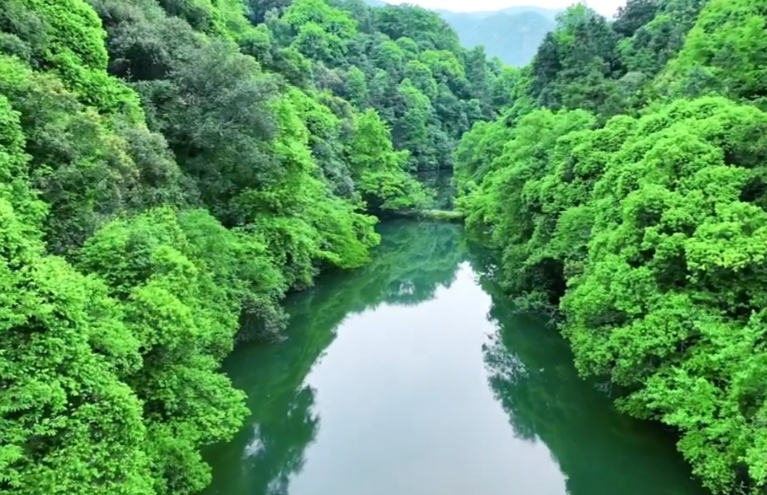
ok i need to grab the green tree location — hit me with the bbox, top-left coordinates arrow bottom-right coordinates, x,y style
0,94 -> 151,495
657,0 -> 767,105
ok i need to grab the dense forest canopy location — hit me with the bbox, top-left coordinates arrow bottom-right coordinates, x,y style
0,0 -> 504,493
454,0 -> 767,493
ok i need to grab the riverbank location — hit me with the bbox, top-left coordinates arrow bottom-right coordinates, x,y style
390,209 -> 465,222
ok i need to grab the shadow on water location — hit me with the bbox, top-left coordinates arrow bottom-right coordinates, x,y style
204,220 -> 705,495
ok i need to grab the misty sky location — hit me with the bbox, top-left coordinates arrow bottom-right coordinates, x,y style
385,0 -> 626,17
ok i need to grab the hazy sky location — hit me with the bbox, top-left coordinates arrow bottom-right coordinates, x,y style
385,0 -> 626,17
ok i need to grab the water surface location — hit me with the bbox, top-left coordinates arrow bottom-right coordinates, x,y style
205,220 -> 705,495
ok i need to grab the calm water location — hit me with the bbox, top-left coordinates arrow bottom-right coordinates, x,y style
205,221 -> 706,495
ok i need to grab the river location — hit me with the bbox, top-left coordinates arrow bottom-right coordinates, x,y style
204,220 -> 706,495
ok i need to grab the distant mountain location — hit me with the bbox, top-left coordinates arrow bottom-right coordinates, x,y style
363,1 -> 558,66
435,5 -> 559,21
439,9 -> 557,66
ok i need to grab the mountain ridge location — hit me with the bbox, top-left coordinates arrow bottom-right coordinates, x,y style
363,1 -> 558,66
435,5 -> 561,20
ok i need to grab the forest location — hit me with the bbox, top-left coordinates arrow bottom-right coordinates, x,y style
454,0 -> 767,493
0,0 -> 507,493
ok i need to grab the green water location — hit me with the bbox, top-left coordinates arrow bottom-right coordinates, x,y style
205,220 -> 706,495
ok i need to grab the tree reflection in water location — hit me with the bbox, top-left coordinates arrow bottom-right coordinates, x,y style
205,221 -> 704,495
204,221 -> 465,495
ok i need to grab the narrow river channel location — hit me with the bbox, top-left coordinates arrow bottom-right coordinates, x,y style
205,220 -> 706,495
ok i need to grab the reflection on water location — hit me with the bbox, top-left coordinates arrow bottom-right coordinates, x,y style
204,220 -> 705,495
417,169 -> 456,210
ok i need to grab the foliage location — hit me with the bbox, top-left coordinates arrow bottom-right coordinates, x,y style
656,0 -> 767,106
0,91 -> 151,495
77,207 -> 250,495
278,0 -> 505,171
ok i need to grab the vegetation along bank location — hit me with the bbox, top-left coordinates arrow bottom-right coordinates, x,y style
454,0 -> 767,493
